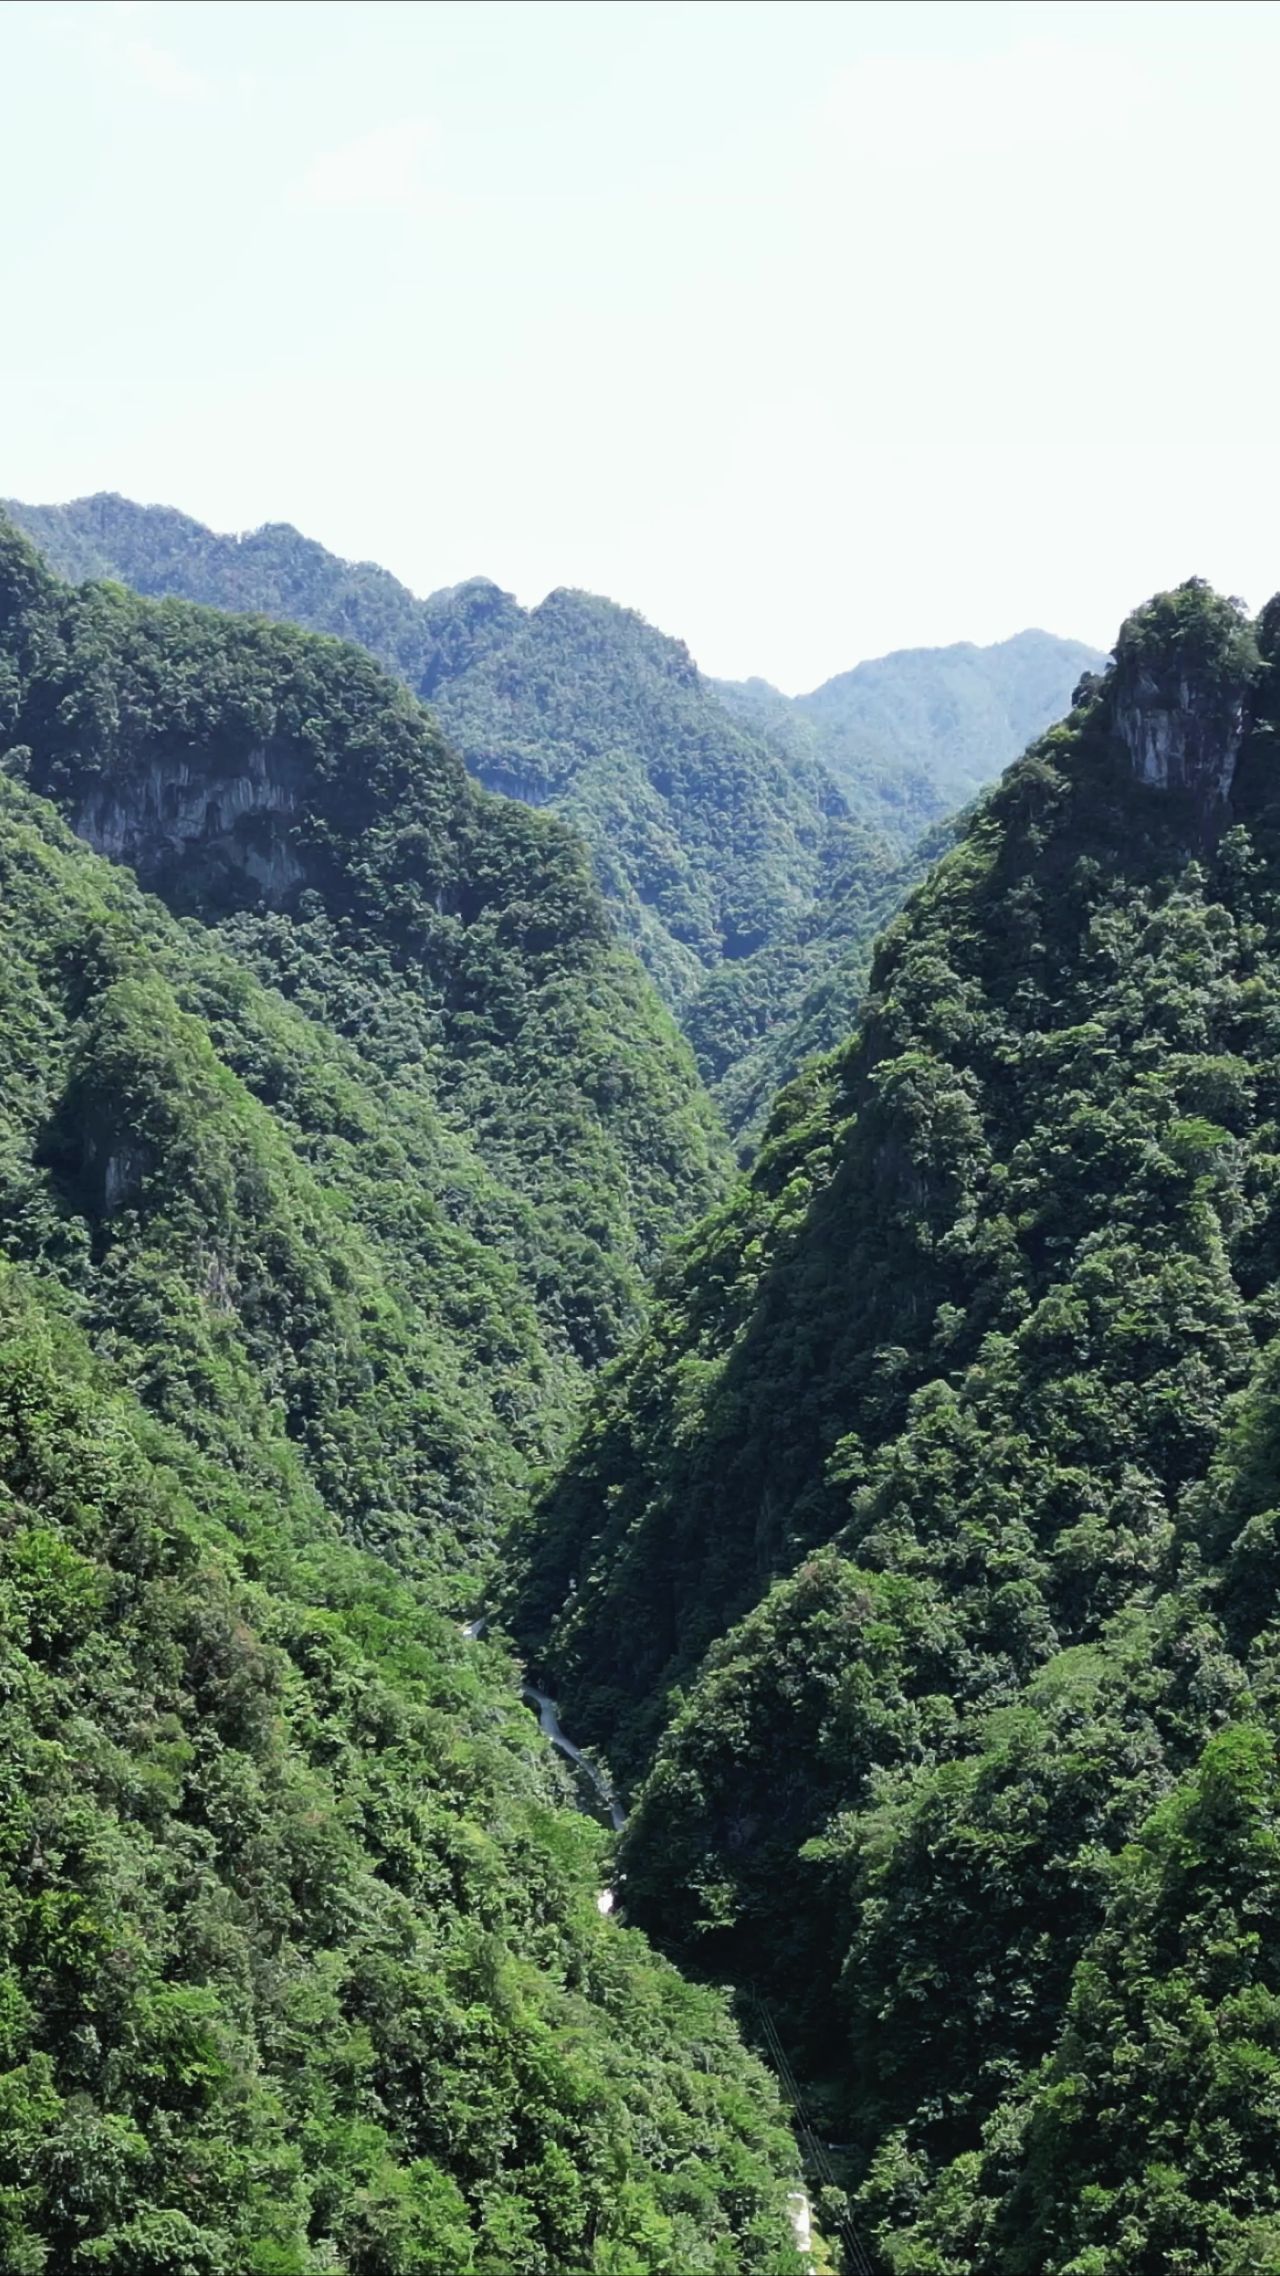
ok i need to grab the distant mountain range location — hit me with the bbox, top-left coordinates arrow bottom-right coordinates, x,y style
717,625 -> 1104,850
7,492 -> 1101,1128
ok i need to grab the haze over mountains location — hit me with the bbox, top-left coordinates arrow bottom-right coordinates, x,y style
716,626 -> 1104,849
8,493 -> 1099,1133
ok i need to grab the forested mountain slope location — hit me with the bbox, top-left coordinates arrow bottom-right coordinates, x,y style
6,494 -> 879,1074
0,522 -> 804,2271
517,581 -> 1280,2272
718,628 -> 1102,851
9,494 -> 1060,1135
0,515 -> 725,1366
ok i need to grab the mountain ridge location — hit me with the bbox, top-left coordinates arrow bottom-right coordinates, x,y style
514,576 -> 1280,2273
717,624 -> 1104,850
7,494 -> 1096,1132
0,509 -> 806,2273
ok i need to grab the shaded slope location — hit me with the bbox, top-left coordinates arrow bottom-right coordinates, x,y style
0,515 -> 725,1365
516,580 -> 1280,2269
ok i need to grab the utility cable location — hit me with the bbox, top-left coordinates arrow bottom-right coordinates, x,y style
747,1989 -> 876,2276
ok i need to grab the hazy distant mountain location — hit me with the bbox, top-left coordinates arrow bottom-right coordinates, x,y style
717,627 -> 1104,850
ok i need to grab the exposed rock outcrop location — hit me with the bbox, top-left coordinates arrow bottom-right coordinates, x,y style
1113,665 -> 1247,804
1109,578 -> 1259,823
73,745 -> 307,901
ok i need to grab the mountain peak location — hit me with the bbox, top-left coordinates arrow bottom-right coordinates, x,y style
1109,578 -> 1259,811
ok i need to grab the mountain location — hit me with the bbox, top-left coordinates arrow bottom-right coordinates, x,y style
0,513 -> 804,2271
0,514 -> 726,1372
516,579 -> 1280,2271
5,494 -> 874,1066
6,496 -> 1091,1139
688,812 -> 959,1136
718,628 -> 1104,851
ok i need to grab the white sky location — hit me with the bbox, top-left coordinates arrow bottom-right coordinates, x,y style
3,0 -> 1278,692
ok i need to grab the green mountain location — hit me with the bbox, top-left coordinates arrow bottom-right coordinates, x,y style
718,628 -> 1104,852
4,495 -> 875,1074
8,496 -> 1086,1139
516,580 -> 1280,2272
0,513 -> 803,2272
0,515 -> 726,1370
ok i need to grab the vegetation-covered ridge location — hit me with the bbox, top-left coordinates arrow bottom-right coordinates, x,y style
0,521 -> 806,2269
517,579 -> 1280,2272
0,513 -> 726,1367
7,494 -> 1089,1134
717,627 -> 1103,854
2,495 -> 878,1084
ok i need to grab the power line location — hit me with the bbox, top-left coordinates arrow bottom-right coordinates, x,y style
747,1990 -> 876,2276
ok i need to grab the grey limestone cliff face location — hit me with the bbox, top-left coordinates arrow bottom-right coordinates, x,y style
1113,663 -> 1249,811
73,745 -> 308,899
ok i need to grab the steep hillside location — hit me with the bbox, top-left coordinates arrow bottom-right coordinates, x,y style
7,496 -> 868,1027
7,495 -> 946,1131
692,815 -> 959,1137
0,515 -> 725,1365
718,628 -> 1103,851
517,581 -> 1280,2271
0,531 -> 805,2271
420,580 -> 857,1011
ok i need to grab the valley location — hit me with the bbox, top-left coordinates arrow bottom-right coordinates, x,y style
1,502 -> 1276,2273
6,493 -> 1096,1138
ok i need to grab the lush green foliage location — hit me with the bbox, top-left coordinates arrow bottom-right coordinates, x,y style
4,497 -> 878,1097
518,582 -> 1280,2269
0,518 -> 805,2270
0,1270 -> 800,2274
0,775 -> 568,1573
8,495 -> 1038,1136
0,515 -> 726,1366
717,631 -> 1103,854
694,818 -> 958,1139
420,583 -> 851,1003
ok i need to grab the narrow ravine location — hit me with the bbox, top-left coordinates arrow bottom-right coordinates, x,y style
461,1618 -> 817,2251
459,1617 -> 626,1832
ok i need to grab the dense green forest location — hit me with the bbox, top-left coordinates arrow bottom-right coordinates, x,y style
717,630 -> 1102,853
517,579 -> 1280,2271
9,487 -> 1277,2274
6,496 -> 1088,1133
0,512 -> 807,2270
3,496 -> 872,1093
0,515 -> 725,1369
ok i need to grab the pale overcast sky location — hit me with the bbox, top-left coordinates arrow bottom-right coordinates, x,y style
3,0 -> 1278,691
